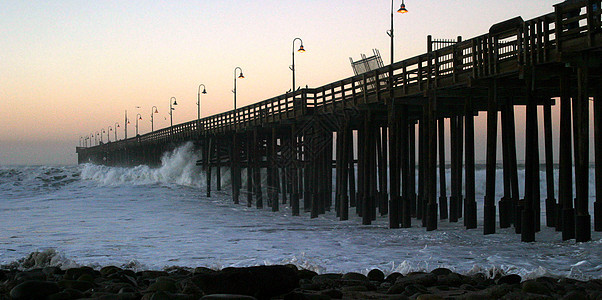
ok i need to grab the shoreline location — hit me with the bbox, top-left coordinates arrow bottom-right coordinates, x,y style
2,263 -> 602,300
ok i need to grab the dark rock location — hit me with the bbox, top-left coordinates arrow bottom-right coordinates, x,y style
311,273 -> 342,287
283,291 -> 330,300
194,267 -> 218,275
10,280 -> 60,300
201,294 -> 258,300
415,294 -> 444,300
341,272 -> 368,282
403,284 -> 428,295
194,265 -> 299,299
146,277 -> 177,293
42,266 -> 62,276
138,270 -> 169,280
483,284 -> 516,298
320,289 -> 342,299
341,285 -> 367,292
522,280 -> 552,295
64,266 -> 97,280
297,269 -> 318,281
497,274 -> 522,285
57,279 -> 95,292
436,273 -> 463,287
393,273 -> 437,288
367,269 -> 385,282
430,268 -> 452,276
100,266 -> 122,277
47,291 -> 72,300
148,291 -> 172,300
14,270 -> 46,281
563,290 -> 589,300
62,288 -> 85,299
77,273 -> 95,282
385,272 -> 403,283
300,283 -> 322,291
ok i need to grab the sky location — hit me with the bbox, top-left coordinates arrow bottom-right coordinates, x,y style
0,0 -> 570,165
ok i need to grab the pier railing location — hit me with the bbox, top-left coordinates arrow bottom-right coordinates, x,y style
82,0 -> 600,151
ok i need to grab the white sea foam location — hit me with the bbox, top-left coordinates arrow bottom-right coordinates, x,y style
80,142 -> 205,188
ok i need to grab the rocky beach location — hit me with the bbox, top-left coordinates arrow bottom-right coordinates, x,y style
2,260 -> 602,300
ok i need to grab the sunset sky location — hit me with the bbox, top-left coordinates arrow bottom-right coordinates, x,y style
1,0 -> 567,165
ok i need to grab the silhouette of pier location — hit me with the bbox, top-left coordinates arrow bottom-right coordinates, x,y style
77,1 -> 602,242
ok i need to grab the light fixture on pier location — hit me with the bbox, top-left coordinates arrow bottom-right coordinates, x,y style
238,72 -> 245,79
398,0 -> 408,13
298,44 -> 305,52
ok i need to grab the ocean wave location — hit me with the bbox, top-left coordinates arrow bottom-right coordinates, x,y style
80,142 -> 206,188
3,250 -> 598,281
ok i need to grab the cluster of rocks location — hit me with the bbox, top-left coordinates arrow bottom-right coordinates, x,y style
1,264 -> 601,299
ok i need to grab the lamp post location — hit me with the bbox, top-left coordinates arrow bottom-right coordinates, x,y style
388,0 -> 408,95
169,97 -> 178,129
291,38 -> 305,93
233,67 -> 244,124
124,110 -> 129,140
135,113 -> 142,136
114,122 -> 120,140
151,106 -> 158,132
197,84 -> 207,122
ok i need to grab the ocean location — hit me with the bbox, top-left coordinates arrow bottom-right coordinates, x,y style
1,143 -> 600,280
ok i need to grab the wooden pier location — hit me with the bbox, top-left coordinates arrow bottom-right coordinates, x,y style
78,1 -> 602,242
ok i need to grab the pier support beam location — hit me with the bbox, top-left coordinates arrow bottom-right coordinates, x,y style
543,99 -> 556,227
400,106 -> 412,228
522,72 -> 538,242
559,71 -> 575,240
389,104 -> 400,228
484,80 -> 498,235
290,125 -> 300,216
575,66 -> 591,242
426,92 -> 438,231
438,117 -> 448,220
595,82 -> 602,231
464,98 -> 477,229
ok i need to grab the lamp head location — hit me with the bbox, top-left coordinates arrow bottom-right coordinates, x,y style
138,115 -> 142,120
298,45 -> 305,52
397,2 -> 408,13
127,120 -> 130,125
238,73 -> 245,79
173,99 -> 178,106
117,124 -> 120,128
154,108 -> 159,113
202,88 -> 207,94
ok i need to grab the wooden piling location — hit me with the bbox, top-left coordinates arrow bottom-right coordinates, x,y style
389,104 -> 400,228
595,83 -> 602,232
543,99 -> 556,227
559,71 -> 575,240
246,132 -> 253,207
575,66 -> 591,242
438,117 -> 448,220
206,137 -> 212,198
464,98 -> 477,229
522,71 -> 537,242
484,80 -> 498,235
